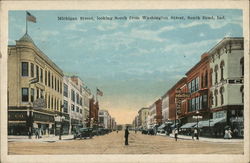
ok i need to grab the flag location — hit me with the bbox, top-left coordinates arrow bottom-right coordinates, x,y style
26,11 -> 36,23
97,88 -> 103,96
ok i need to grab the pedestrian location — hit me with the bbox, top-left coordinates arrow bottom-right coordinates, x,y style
174,128 -> 178,141
38,128 -> 42,138
191,128 -> 194,140
194,128 -> 199,140
228,128 -> 232,139
224,129 -> 229,139
124,126 -> 130,145
35,128 -> 39,139
233,128 -> 238,138
116,130 -> 118,133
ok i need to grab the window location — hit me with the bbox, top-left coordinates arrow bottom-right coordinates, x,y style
51,97 -> 54,109
215,65 -> 218,84
195,97 -> 199,110
76,93 -> 79,104
48,71 -> 51,87
71,104 -> 75,111
45,70 -> 47,85
214,89 -> 218,106
220,87 -> 224,105
64,100 -> 68,113
41,90 -> 44,99
80,109 -> 82,114
209,92 -> 213,106
21,62 -> 29,76
31,88 -> 34,102
80,97 -> 82,106
22,88 -> 29,102
36,65 -> 39,82
64,84 -> 68,97
57,80 -> 59,92
191,98 -> 195,111
195,77 -> 199,91
201,74 -> 204,88
40,68 -> 43,83
36,88 -> 39,99
210,69 -> 213,86
220,61 -> 225,81
199,96 -> 202,109
205,71 -> 208,87
76,106 -> 79,112
240,57 -> 244,76
188,83 -> 191,93
60,82 -> 62,94
30,63 -> 34,77
48,95 -> 50,109
71,89 -> 75,102
52,75 -> 54,89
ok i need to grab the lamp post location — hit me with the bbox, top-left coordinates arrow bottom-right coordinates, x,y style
196,110 -> 200,140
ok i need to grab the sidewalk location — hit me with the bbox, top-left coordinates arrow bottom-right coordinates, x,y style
168,134 -> 243,143
8,134 -> 74,143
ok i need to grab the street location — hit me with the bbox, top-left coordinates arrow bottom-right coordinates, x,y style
8,131 -> 243,155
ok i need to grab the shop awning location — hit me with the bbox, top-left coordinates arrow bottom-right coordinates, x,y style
180,122 -> 196,129
194,117 -> 226,128
171,123 -> 179,128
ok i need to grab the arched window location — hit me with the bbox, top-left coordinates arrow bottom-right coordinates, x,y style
210,68 -> 213,86
240,86 -> 244,103
220,61 -> 225,81
214,89 -> 218,106
220,87 -> 224,105
240,57 -> 244,76
214,65 -> 218,84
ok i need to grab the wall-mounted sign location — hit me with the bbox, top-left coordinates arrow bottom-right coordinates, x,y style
33,98 -> 46,109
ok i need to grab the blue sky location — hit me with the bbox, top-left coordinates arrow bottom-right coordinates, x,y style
9,9 -> 243,124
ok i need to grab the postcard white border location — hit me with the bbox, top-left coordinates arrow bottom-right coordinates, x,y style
0,1 -> 249,163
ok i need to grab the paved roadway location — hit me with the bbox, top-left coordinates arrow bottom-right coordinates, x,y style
8,131 -> 243,154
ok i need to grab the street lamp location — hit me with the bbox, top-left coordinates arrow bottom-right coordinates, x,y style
196,110 -> 200,140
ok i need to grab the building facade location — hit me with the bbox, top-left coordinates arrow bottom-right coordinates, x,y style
137,107 -> 149,129
8,33 -> 65,136
161,93 -> 169,123
209,37 -> 244,137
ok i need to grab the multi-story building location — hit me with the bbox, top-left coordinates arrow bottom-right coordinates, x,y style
137,107 -> 149,129
147,103 -> 156,128
8,33 -> 65,136
63,76 -> 88,134
98,109 -> 110,129
155,99 -> 163,125
184,53 -> 211,124
161,93 -> 169,123
209,37 -> 244,137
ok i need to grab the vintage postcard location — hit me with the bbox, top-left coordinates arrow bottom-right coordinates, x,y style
0,0 -> 249,163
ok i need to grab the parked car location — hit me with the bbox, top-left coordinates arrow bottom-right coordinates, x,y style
141,129 -> 148,134
73,128 -> 93,139
147,128 -> 155,135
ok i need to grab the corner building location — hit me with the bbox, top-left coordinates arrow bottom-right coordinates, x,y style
8,33 -> 64,135
209,37 -> 244,137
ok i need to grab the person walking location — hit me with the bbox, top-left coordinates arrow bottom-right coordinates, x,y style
35,128 -> 39,139
174,128 -> 178,141
194,128 -> 199,140
124,126 -> 130,145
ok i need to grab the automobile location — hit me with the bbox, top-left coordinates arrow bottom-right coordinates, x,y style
156,129 -> 166,135
141,129 -> 148,134
147,128 -> 155,135
73,127 -> 93,139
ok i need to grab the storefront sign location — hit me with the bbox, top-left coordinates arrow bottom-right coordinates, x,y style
33,98 -> 46,109
8,111 -> 27,121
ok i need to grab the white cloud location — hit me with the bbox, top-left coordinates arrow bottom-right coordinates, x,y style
64,21 -> 87,32
199,32 -> 205,37
96,21 -> 119,31
34,30 -> 59,42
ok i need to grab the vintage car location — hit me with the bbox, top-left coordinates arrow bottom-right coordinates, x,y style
73,128 -> 93,139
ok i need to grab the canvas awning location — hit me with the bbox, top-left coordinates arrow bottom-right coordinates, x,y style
194,117 -> 226,128
180,122 -> 197,129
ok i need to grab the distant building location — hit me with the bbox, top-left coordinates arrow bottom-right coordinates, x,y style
161,93 -> 169,122
137,107 -> 149,129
